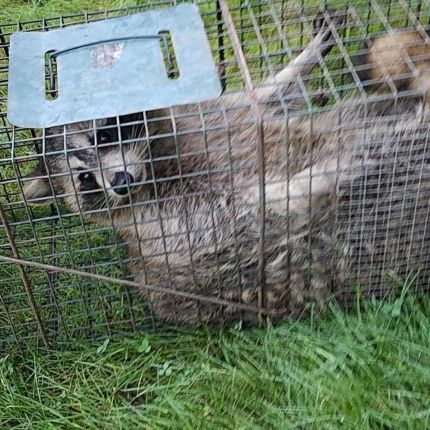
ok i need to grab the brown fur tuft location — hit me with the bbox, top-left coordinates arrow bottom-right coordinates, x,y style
357,30 -> 430,102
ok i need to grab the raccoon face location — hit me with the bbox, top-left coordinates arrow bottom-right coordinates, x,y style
21,119 -> 147,219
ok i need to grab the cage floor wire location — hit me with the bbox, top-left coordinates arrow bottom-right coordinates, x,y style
2,0 -> 430,350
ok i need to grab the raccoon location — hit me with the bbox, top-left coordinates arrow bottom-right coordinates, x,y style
356,28 -> 430,103
20,11 -> 430,325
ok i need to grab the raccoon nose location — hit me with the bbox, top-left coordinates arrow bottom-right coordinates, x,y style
112,171 -> 134,195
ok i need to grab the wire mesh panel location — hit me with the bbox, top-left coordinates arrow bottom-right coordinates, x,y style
1,0 -> 430,350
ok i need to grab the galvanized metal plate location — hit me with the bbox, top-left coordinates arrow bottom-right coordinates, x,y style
7,4 -> 222,128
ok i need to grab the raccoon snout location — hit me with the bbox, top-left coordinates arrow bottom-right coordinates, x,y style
112,171 -> 134,196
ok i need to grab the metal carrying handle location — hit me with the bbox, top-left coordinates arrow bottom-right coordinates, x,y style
47,34 -> 171,92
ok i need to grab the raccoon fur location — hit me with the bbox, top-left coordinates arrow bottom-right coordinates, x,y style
356,28 -> 430,103
20,11 -> 430,326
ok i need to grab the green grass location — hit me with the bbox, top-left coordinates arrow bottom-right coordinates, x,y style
1,294 -> 430,429
2,0 -> 430,428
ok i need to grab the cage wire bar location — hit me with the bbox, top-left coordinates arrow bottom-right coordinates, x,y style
1,0 -> 430,349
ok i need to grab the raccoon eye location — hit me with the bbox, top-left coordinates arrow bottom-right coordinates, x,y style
78,171 -> 96,185
97,131 -> 111,144
97,130 -> 116,145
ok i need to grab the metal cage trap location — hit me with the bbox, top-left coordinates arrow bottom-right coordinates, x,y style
2,0 -> 430,350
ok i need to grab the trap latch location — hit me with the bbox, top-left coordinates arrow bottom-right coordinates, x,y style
7,4 -> 222,128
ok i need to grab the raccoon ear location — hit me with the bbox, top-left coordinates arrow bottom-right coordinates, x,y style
21,161 -> 54,205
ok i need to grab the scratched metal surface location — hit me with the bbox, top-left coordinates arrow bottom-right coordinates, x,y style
7,3 -> 222,128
